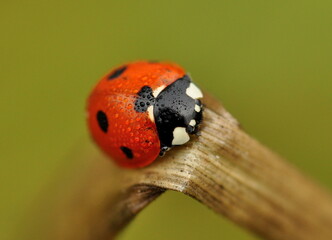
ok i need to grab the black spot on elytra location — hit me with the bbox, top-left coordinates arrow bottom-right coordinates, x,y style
96,111 -> 108,133
134,86 -> 156,112
120,146 -> 133,159
108,66 -> 127,80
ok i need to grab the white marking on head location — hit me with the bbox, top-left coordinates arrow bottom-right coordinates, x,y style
172,127 -> 190,145
186,83 -> 203,99
189,119 -> 196,127
147,105 -> 155,122
195,105 -> 201,112
153,85 -> 166,98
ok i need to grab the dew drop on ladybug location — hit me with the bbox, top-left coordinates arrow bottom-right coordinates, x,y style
86,61 -> 203,168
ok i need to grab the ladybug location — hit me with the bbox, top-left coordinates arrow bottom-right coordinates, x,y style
87,61 -> 203,168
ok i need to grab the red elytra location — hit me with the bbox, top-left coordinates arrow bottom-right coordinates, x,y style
87,61 -> 186,168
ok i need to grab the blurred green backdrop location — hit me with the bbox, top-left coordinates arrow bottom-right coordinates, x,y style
1,1 -> 331,239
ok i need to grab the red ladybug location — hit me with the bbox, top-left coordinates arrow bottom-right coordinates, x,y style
87,61 -> 203,168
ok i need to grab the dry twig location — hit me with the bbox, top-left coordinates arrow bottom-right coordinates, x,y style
46,94 -> 332,240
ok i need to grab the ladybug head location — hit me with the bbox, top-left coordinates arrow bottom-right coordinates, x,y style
134,75 -> 203,156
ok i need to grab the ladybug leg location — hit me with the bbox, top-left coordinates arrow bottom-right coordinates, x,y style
159,146 -> 170,156
186,124 -> 196,134
186,121 -> 203,135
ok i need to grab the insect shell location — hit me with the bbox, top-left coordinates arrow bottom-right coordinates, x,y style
87,61 -> 203,168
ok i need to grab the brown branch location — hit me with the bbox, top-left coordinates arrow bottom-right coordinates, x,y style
45,94 -> 332,240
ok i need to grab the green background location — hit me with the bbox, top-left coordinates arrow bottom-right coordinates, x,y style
1,1 -> 331,239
